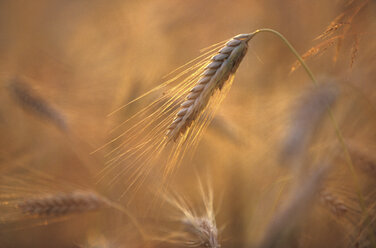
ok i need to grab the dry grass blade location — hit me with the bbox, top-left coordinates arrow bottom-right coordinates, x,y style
8,78 -> 67,131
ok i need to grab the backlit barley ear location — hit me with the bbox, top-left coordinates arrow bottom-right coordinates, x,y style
182,216 -> 219,248
166,33 -> 254,141
96,33 -> 255,194
162,178 -> 220,248
17,190 -> 108,217
8,78 -> 67,131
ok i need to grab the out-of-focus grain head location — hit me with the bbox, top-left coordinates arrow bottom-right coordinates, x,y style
319,190 -> 349,218
258,163 -> 330,248
7,77 -> 68,132
0,164 -> 107,226
17,190 -> 108,217
280,80 -> 339,165
291,0 -> 371,72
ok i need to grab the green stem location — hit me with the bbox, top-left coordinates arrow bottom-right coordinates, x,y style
251,28 -> 365,210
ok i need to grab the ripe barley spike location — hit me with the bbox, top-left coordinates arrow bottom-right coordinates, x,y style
96,33 -> 254,194
166,33 -> 253,142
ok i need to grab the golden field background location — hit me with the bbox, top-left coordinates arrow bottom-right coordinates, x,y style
0,0 -> 375,247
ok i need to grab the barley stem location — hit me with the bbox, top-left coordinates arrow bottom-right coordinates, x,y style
253,28 -> 317,83
252,28 -> 374,245
252,28 -> 361,203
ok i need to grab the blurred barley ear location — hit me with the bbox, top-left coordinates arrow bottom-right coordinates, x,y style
17,190 -> 108,217
293,0 -> 370,71
258,164 -> 329,248
8,77 -> 68,131
350,34 -> 359,68
347,141 -> 376,177
280,81 -> 339,166
319,190 -> 349,217
290,36 -> 341,73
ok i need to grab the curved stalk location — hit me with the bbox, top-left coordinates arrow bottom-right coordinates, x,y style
253,28 -> 317,83
251,28 -> 365,210
250,28 -> 376,247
